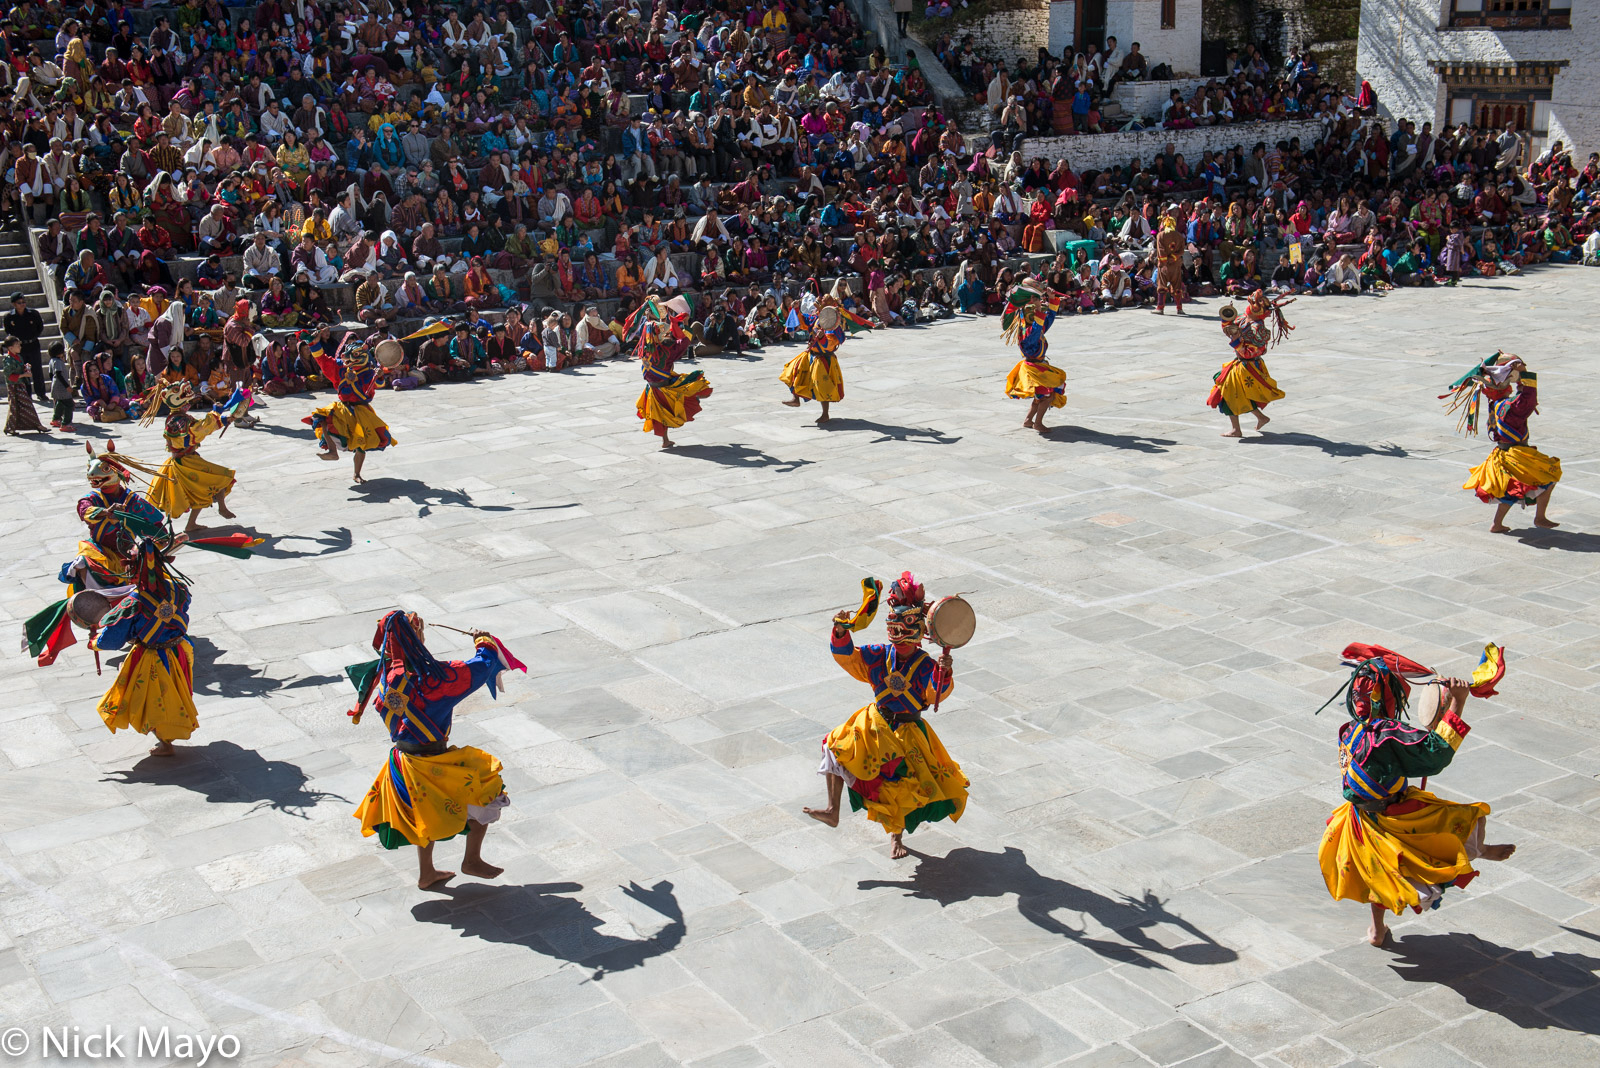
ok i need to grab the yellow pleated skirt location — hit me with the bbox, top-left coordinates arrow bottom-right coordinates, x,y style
97,640 -> 198,741
1318,788 -> 1490,915
637,376 -> 713,434
824,704 -> 968,835
1207,356 -> 1284,416
309,400 -> 394,452
1463,444 -> 1562,504
781,351 -> 844,403
1005,359 -> 1068,408
147,454 -> 236,517
355,745 -> 506,849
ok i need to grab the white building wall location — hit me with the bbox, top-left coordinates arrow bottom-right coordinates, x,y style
1356,0 -> 1599,158
1020,117 -> 1324,170
1106,0 -> 1203,76
1049,0 -> 1078,57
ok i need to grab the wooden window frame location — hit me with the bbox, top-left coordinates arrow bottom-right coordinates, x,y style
1160,0 -> 1176,31
1446,0 -> 1570,30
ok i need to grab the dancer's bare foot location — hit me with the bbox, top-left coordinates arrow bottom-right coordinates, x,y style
815,414 -> 829,425
1366,919 -> 1390,947
803,806 -> 839,827
1220,429 -> 1242,438
317,449 -> 338,461
216,503 -> 237,520
1152,307 -> 1164,315
1534,518 -> 1561,528
659,436 -> 675,449
418,868 -> 455,890
461,859 -> 504,880
1490,523 -> 1512,534
352,474 -> 367,484
890,834 -> 909,860
1035,422 -> 1050,435
782,398 -> 801,407
184,516 -> 202,534
1254,413 -> 1271,430
149,739 -> 175,757
1481,843 -> 1517,861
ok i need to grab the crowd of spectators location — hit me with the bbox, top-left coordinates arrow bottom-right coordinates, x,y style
939,32 -> 1358,145
0,0 -> 1596,432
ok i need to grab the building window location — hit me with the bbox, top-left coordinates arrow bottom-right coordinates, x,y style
1447,0 -> 1571,29
1161,0 -> 1176,30
1435,61 -> 1563,136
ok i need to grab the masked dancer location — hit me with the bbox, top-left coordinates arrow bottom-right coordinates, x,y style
129,381 -> 248,533
92,538 -> 198,757
805,573 -> 969,859
23,445 -> 173,666
1153,215 -> 1185,315
1001,279 -> 1068,434
348,611 -> 522,889
305,335 -> 394,482
1456,354 -> 1561,533
1317,643 -> 1514,946
1208,291 -> 1293,437
629,296 -> 711,449
781,302 -> 848,425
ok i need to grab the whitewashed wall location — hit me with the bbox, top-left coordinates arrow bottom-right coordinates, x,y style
1105,0 -> 1203,76
1019,117 -> 1324,171
1357,0 -> 1597,159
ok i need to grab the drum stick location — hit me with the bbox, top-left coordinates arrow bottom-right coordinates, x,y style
429,623 -> 478,637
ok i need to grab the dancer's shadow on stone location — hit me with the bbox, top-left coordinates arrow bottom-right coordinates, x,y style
859,846 -> 1237,970
348,477 -> 515,517
671,443 -> 812,472
819,418 -> 960,444
413,879 -> 684,979
249,527 -> 352,559
244,420 -> 314,440
101,740 -> 347,817
188,634 -> 342,698
1509,527 -> 1600,553
1381,930 -> 1600,1035
1237,432 -> 1406,458
1041,425 -> 1175,453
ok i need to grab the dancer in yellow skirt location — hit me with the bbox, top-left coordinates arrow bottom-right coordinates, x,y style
305,336 -> 393,483
629,296 -> 711,449
92,538 -> 198,757
1000,280 -> 1067,434
1207,291 -> 1293,438
132,381 -> 244,533
1455,354 -> 1561,532
349,610 -> 523,889
781,303 -> 848,425
1316,642 -> 1514,946
805,572 -> 968,859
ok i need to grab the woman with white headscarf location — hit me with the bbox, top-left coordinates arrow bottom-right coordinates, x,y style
146,297 -> 186,379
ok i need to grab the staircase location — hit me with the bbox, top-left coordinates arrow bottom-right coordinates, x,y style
0,228 -> 60,351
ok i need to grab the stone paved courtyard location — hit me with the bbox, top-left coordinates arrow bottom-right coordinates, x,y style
2,270 -> 1599,1068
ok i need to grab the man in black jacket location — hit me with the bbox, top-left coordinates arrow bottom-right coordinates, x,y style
3,292 -> 45,401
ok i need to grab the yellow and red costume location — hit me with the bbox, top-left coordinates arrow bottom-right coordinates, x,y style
819,573 -> 968,836
629,298 -> 711,438
781,303 -> 847,404
1462,365 -> 1560,507
306,341 -> 394,453
1207,293 -> 1292,418
1001,283 -> 1067,409
145,410 -> 236,519
92,539 -> 198,743
1318,642 -> 1506,916
350,612 -> 517,850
